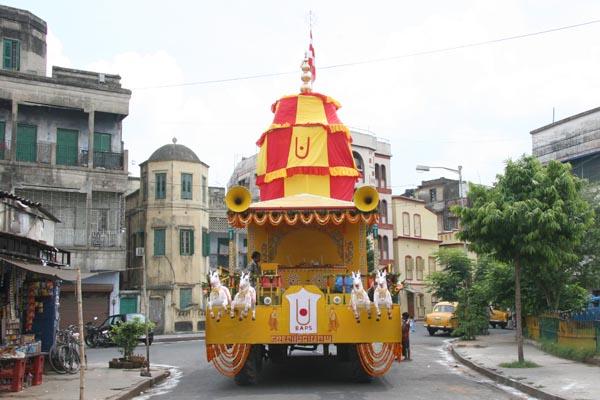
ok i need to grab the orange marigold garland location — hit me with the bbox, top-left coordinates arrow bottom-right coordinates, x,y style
356,343 -> 399,377
207,343 -> 251,377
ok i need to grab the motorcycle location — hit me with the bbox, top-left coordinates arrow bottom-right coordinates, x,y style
84,317 -> 113,348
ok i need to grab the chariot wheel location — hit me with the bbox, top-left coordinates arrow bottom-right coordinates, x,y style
234,345 -> 263,385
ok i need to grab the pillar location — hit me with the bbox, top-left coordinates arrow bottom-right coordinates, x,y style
87,109 -> 95,168
8,100 -> 18,161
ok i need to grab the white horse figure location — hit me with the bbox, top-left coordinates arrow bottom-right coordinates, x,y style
350,271 -> 371,322
207,270 -> 231,322
373,270 -> 393,321
231,272 -> 256,321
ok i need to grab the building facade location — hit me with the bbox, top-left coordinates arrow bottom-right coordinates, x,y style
350,129 -> 393,269
531,106 -> 600,182
407,177 -> 466,232
0,5 -> 131,325
391,195 -> 441,319
125,141 -> 210,334
208,186 -> 233,270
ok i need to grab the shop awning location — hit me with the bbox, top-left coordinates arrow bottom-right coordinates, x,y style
0,256 -> 79,281
404,286 -> 424,294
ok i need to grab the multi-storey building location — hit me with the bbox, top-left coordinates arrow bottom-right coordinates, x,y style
227,129 -> 393,269
391,195 -> 441,319
208,186 -> 232,270
0,5 -> 131,325
125,140 -> 210,334
410,178 -> 465,232
350,129 -> 393,269
531,106 -> 600,182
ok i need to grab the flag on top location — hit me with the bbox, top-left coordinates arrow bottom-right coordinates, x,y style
308,29 -> 316,83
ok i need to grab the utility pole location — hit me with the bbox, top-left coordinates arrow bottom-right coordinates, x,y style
76,267 -> 85,400
139,248 -> 151,377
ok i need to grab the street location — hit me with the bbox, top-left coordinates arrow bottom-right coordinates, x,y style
86,325 -> 529,400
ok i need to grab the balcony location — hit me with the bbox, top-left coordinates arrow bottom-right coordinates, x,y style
80,150 -> 124,170
15,141 -> 52,164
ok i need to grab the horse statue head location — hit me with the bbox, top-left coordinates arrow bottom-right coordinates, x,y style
209,270 -> 221,288
239,271 -> 251,291
376,270 -> 388,289
351,271 -> 363,291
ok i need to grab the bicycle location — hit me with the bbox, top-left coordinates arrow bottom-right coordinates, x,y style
48,325 -> 81,374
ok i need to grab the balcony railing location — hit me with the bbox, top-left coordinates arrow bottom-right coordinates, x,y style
15,141 -> 52,164
93,151 -> 123,170
7,142 -> 124,170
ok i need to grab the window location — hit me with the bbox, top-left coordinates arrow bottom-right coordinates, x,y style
181,173 -> 193,200
179,287 -> 192,309
381,165 -> 387,188
428,257 -> 436,274
3,39 -> 20,71
375,164 -> 380,187
180,228 -> 194,255
414,214 -> 422,237
380,200 -> 388,224
16,124 -> 37,162
429,188 -> 437,202
416,257 -> 424,280
353,151 -> 365,183
405,256 -> 414,280
155,173 -> 166,199
56,128 -> 79,166
202,176 -> 207,205
382,236 -> 389,260
153,228 -> 166,256
402,212 -> 410,236
94,132 -> 111,153
202,228 -> 210,257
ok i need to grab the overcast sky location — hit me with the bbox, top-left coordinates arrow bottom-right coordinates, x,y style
7,1 -> 600,191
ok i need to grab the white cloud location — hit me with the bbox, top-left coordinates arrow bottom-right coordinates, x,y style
46,29 -> 72,74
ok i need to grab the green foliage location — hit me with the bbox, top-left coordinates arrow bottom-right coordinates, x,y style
367,237 -> 374,274
539,339 -> 598,362
427,249 -> 488,340
573,183 -> 600,291
111,317 -> 154,360
499,360 -> 540,368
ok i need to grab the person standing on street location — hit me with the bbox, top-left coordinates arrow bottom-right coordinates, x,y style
402,312 -> 411,361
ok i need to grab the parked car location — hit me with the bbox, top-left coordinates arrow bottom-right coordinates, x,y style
424,301 -> 458,336
92,313 -> 154,346
489,306 -> 511,329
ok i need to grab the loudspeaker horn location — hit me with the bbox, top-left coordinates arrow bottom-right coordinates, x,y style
353,186 -> 379,212
225,186 -> 252,212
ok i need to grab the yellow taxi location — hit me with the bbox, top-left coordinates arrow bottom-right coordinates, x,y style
489,306 -> 511,329
424,301 -> 458,336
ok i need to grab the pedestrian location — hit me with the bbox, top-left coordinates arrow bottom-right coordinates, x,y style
402,311 -> 411,361
239,251 -> 261,286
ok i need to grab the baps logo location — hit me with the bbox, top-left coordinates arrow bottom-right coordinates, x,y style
286,288 -> 321,334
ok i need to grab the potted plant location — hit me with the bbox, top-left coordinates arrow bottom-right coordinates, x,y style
108,317 -> 154,369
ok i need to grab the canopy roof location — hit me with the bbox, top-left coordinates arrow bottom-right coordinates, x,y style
249,193 -> 355,211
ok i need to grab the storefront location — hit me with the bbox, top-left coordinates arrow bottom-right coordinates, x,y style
0,256 -> 76,392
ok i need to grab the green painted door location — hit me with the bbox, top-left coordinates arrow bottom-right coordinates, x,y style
94,132 -> 111,152
120,297 -> 138,314
0,121 -> 5,160
16,124 -> 37,162
56,128 -> 79,166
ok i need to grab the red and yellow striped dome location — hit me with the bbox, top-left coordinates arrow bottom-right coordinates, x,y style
256,92 -> 360,201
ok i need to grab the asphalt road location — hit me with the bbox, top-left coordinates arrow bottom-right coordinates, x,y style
86,325 -> 530,400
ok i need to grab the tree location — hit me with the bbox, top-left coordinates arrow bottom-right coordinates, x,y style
573,183 -> 600,291
111,318 -> 154,360
427,249 -> 488,340
455,156 -> 593,362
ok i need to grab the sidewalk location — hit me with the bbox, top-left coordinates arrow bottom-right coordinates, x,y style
2,363 -> 169,400
451,333 -> 600,400
154,331 -> 204,343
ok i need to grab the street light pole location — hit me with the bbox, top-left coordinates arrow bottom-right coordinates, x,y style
139,249 -> 151,377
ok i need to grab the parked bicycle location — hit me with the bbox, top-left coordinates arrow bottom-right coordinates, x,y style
48,325 -> 81,374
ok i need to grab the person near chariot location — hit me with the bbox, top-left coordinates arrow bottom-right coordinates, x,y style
402,312 -> 411,361
239,251 -> 261,286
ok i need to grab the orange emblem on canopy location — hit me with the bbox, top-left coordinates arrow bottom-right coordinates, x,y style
256,92 -> 360,201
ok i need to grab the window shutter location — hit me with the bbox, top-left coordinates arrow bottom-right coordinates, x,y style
15,41 -> 19,70
202,230 -> 210,257
154,229 -> 165,256
190,230 -> 195,255
3,40 -> 10,68
179,229 -> 184,255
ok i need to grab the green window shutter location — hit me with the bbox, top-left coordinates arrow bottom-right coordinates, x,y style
56,128 -> 79,166
180,288 -> 192,309
181,173 -> 192,199
3,40 -> 10,69
2,39 -> 20,71
190,229 -> 194,255
155,173 -> 166,199
94,132 -> 111,152
179,229 -> 184,255
202,229 -> 210,257
16,124 -> 37,162
154,228 -> 165,256
0,121 -> 5,160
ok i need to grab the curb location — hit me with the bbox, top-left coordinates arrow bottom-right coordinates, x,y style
114,369 -> 171,400
449,345 -> 566,400
154,335 -> 205,343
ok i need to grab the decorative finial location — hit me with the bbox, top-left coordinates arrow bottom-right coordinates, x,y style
300,53 -> 312,93
172,137 -> 177,144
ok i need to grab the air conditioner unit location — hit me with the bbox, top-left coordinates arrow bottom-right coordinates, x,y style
135,247 -> 144,257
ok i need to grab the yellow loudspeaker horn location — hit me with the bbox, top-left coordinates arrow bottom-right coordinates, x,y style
225,186 -> 252,212
354,186 -> 379,212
